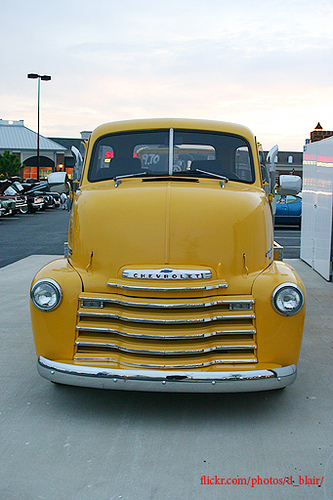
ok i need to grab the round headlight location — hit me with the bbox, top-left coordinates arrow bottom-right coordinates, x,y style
30,279 -> 62,311
271,283 -> 304,316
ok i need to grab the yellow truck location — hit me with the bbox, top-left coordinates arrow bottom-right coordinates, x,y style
30,119 -> 305,392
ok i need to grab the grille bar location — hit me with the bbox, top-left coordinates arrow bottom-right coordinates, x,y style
72,356 -> 258,369
76,325 -> 256,340
79,295 -> 254,309
75,341 -> 257,356
77,310 -> 255,324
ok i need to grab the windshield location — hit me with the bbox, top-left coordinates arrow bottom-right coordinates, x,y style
12,181 -> 24,192
88,129 -> 255,183
28,183 -> 48,192
4,186 -> 17,196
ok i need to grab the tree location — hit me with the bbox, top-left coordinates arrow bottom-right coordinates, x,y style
0,150 -> 22,179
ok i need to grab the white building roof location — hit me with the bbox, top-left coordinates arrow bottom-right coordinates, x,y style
0,119 -> 66,151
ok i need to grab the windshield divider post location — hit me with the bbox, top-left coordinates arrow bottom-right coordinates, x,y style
168,128 -> 174,176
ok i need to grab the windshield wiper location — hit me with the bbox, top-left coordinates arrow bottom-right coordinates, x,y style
173,169 -> 229,181
114,171 -> 148,188
113,169 -> 229,188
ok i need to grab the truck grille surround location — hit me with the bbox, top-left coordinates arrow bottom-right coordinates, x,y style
74,282 -> 257,370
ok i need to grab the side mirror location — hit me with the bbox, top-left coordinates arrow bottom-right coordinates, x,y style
71,146 -> 84,185
266,144 -> 278,165
266,144 -> 278,194
277,175 -> 302,196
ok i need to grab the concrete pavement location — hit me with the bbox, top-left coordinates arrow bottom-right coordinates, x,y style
1,256 -> 332,500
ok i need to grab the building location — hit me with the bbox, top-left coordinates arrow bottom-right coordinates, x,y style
0,119 -> 67,179
0,119 -> 90,180
264,150 -> 303,178
309,122 -> 333,144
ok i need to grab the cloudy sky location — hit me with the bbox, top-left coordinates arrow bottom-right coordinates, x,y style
1,0 -> 332,150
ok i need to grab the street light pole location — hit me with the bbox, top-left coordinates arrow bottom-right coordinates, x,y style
27,73 -> 51,181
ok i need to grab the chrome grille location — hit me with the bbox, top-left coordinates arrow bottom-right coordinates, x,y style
74,289 -> 257,369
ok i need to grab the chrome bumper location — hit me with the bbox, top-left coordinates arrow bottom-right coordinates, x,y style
37,356 -> 297,392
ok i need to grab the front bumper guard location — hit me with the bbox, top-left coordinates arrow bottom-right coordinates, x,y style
37,356 -> 297,393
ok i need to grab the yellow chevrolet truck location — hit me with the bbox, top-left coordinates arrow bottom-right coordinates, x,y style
30,119 -> 305,392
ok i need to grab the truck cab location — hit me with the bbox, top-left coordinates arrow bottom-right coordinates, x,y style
30,119 -> 305,392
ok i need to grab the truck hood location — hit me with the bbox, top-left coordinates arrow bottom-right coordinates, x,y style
69,178 -> 273,295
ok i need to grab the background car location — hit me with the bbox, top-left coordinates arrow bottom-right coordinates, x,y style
24,182 -> 61,209
9,181 -> 44,213
0,181 -> 27,215
0,197 -> 16,216
275,193 -> 302,227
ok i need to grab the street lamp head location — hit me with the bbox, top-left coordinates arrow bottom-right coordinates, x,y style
27,73 -> 51,81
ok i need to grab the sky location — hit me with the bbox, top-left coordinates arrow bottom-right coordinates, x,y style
1,0 -> 332,151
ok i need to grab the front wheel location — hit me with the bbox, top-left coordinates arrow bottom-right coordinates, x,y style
19,206 -> 29,214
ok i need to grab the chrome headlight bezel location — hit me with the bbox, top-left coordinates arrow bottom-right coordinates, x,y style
271,282 -> 304,316
30,279 -> 63,312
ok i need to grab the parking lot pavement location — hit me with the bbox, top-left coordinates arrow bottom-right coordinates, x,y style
0,209 -> 70,268
1,256 -> 332,500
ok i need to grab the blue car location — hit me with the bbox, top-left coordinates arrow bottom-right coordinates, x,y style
275,194 -> 302,227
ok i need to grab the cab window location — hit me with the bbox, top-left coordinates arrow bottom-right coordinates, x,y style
88,129 -> 255,183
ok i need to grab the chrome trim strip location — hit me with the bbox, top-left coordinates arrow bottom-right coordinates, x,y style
79,295 -> 253,309
37,357 -> 297,393
75,340 -> 257,355
77,311 -> 255,324
75,325 -> 256,339
107,283 -> 228,291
